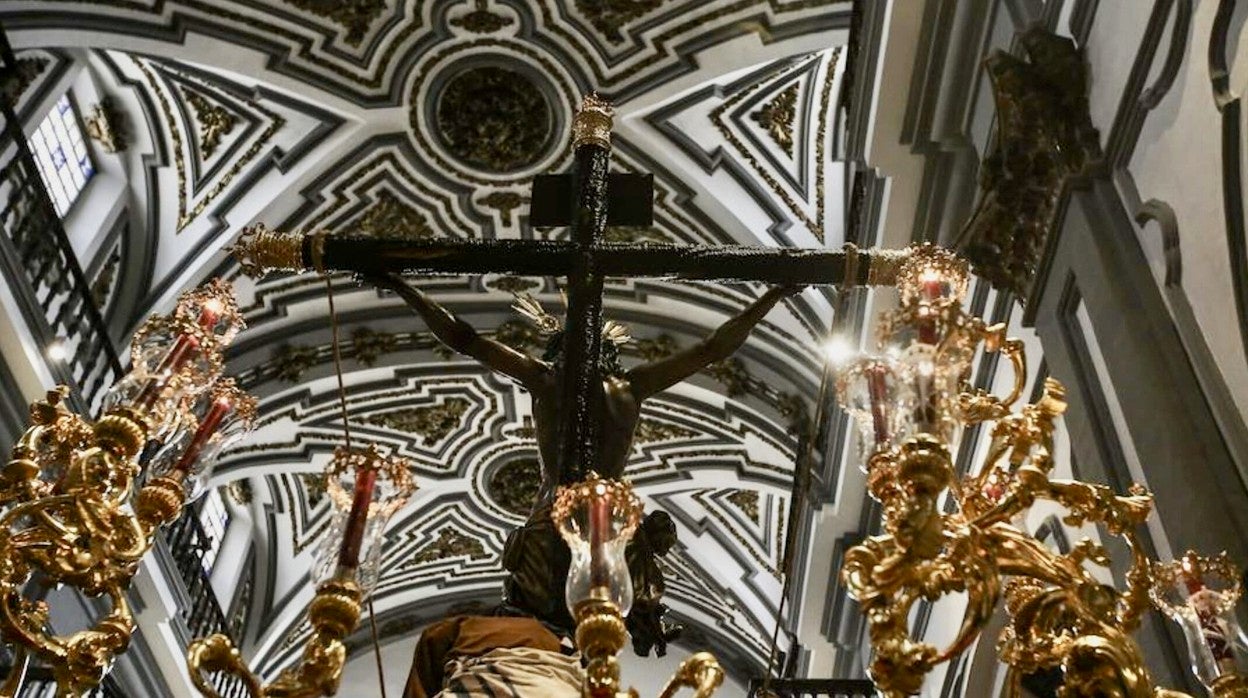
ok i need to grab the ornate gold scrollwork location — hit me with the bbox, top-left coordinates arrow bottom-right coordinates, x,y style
841,246 -> 1209,697
187,574 -> 363,698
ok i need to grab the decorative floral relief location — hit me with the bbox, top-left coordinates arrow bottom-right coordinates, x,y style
363,398 -> 471,446
725,489 -> 760,522
434,66 -> 552,172
353,190 -> 434,239
1,56 -> 48,106
450,0 -> 514,33
750,83 -> 798,156
184,89 -> 237,159
282,0 -> 388,47
574,0 -> 662,44
407,527 -> 490,566
487,458 -> 541,515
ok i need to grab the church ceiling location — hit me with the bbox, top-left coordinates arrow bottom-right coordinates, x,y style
3,0 -> 854,682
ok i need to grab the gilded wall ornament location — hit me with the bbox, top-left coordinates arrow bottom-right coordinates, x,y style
408,527 -> 490,565
299,472 -> 327,506
91,249 -> 121,308
450,0 -> 514,33
353,190 -> 434,239
632,334 -> 678,361
83,97 -> 129,153
273,344 -> 321,382
492,319 -> 543,351
575,0 -> 662,43
434,66 -> 553,172
363,398 -> 471,446
725,489 -> 760,522
184,89 -> 237,159
487,276 -> 540,294
1,55 -> 48,107
282,0 -> 388,46
706,357 -> 750,398
226,480 -> 252,506
479,191 -> 528,226
633,419 -> 696,444
351,327 -> 399,366
750,84 -> 798,156
954,28 -> 1102,297
487,458 -> 541,515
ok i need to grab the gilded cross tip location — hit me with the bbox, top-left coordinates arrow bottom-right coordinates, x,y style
572,92 -> 614,149
231,223 -> 307,277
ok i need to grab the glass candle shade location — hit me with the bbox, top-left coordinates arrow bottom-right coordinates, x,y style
173,278 -> 246,347
311,445 -> 416,594
835,355 -> 913,464
144,379 -> 256,501
1152,552 -> 1248,689
895,245 -> 970,311
553,473 -> 644,618
898,344 -> 961,444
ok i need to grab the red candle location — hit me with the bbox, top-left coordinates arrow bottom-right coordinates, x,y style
133,304 -> 219,409
168,398 -> 232,476
589,491 -> 610,590
337,465 -> 378,569
1184,574 -> 1236,665
866,364 -> 891,445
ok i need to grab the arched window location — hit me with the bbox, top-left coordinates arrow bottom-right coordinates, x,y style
28,93 -> 94,217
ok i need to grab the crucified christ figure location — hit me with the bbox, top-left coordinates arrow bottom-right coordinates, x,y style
368,272 -> 797,655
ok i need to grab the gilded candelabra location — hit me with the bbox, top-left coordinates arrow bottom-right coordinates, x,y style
187,444 -> 416,698
0,280 -> 254,697
553,473 -> 725,698
837,245 -> 1248,697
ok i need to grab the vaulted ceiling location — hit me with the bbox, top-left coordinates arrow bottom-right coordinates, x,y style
2,0 -> 859,682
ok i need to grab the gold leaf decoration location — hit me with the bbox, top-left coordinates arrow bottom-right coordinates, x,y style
184,89 -> 237,159
633,418 -> 696,444
725,489 -> 760,522
407,528 -> 489,566
363,398 -> 471,446
750,84 -> 798,156
354,191 -> 434,239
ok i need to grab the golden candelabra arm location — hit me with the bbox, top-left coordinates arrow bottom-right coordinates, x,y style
0,280 -> 252,697
836,245 -> 1214,698
555,476 -> 723,698
656,652 -> 724,698
187,574 -> 364,698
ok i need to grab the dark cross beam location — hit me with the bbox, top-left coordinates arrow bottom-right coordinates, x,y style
236,95 -> 907,483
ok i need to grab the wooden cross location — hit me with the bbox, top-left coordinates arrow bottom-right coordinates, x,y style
234,94 -> 907,484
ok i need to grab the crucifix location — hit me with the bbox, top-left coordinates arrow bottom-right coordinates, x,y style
232,94 -> 907,656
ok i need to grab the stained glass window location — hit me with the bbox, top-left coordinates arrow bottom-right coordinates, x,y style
198,489 -> 231,573
29,94 -> 94,217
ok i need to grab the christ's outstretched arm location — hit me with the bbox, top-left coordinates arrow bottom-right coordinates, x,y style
367,272 -> 547,389
626,286 -> 799,400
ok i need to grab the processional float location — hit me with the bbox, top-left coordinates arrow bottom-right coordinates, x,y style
1,92 -> 1245,698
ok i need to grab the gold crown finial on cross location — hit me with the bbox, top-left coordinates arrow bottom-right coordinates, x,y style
572,93 -> 614,149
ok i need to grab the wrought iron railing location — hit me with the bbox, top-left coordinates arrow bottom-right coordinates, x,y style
748,678 -> 878,697
162,510 -> 250,698
0,30 -> 122,412
0,665 -> 127,697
